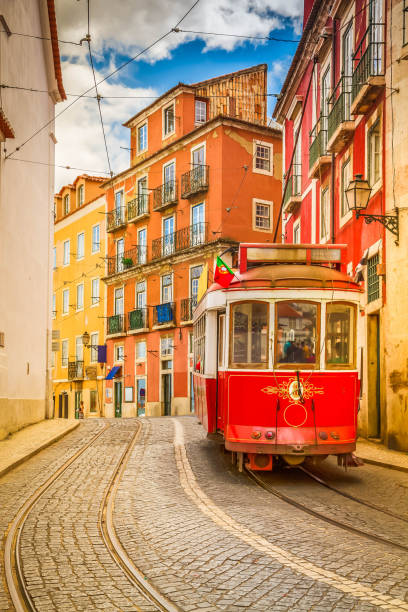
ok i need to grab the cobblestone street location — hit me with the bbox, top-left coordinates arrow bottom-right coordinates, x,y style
1,417 -> 408,611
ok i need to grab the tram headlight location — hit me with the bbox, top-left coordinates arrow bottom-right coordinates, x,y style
251,431 -> 262,439
319,431 -> 328,440
265,431 -> 275,440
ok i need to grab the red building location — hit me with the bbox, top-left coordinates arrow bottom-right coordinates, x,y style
102,65 -> 282,418
274,0 -> 387,440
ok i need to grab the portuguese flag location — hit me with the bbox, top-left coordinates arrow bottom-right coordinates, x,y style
214,256 -> 234,288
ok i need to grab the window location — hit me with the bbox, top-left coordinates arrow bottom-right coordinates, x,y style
53,247 -> 56,269
137,340 -> 146,360
341,159 -> 351,219
367,253 -> 380,302
218,314 -> 225,368
115,190 -> 124,222
254,202 -> 271,230
138,123 -> 147,152
138,177 -> 148,209
136,281 -> 146,309
63,194 -> 70,215
190,265 -> 203,305
61,340 -> 68,367
191,202 -> 205,245
77,232 -> 84,259
276,301 -> 319,368
63,240 -> 70,265
368,119 -> 381,186
161,273 -> 173,304
230,302 -> 268,368
77,184 -> 84,207
254,143 -> 271,173
62,289 -> 69,314
326,303 -> 356,368
76,284 -> 84,310
52,294 -> 56,319
115,287 -> 124,315
164,104 -> 175,136
90,332 -> 99,363
193,314 -> 206,373
116,238 -> 124,273
320,187 -> 330,242
195,100 -> 206,124
92,224 -> 100,253
137,228 -> 147,264
192,145 -> 205,167
163,215 -> 174,256
75,336 -> 83,361
293,220 -> 301,244
115,345 -> 124,361
91,278 -> 99,305
161,336 -> 173,356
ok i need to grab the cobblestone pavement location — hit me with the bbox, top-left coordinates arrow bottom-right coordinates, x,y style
1,416 -> 408,612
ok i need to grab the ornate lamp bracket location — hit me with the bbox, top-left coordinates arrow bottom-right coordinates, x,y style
356,208 -> 399,245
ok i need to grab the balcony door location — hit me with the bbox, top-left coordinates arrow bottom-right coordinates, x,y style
138,177 -> 148,211
370,0 -> 383,74
191,203 -> 205,246
116,238 -> 124,272
163,215 -> 174,256
163,162 -> 175,201
136,281 -> 146,309
114,287 -> 124,315
321,66 -> 330,137
115,190 -> 123,221
190,265 -> 203,309
137,228 -> 147,263
342,23 -> 353,119
192,145 -> 205,167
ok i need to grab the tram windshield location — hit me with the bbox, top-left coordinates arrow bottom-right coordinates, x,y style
230,302 -> 268,368
276,301 -> 319,367
325,303 -> 356,368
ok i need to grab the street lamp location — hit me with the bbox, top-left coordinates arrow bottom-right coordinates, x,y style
345,174 -> 399,244
82,331 -> 90,347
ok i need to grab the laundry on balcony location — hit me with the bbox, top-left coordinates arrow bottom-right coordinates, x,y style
155,303 -> 173,323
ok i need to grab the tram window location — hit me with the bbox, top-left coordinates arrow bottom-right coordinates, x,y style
230,302 -> 268,368
218,314 -> 225,368
193,314 -> 206,373
276,301 -> 319,367
326,303 -> 356,368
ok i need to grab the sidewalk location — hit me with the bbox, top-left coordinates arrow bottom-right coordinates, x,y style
0,419 -> 79,478
356,437 -> 408,473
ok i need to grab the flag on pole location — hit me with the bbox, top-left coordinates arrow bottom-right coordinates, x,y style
197,263 -> 208,303
214,256 -> 234,288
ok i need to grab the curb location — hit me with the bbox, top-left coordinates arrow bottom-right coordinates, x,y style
0,421 -> 80,479
357,456 -> 408,474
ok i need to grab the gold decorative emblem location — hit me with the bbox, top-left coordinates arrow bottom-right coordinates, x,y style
261,378 -> 324,403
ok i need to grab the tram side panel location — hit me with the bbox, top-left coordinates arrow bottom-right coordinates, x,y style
193,373 -> 217,433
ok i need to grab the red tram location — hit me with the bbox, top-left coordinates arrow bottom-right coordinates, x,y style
193,244 -> 363,471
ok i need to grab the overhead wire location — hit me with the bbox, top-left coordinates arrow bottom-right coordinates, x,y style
173,28 -> 300,43
6,157 -> 110,174
0,29 -> 84,46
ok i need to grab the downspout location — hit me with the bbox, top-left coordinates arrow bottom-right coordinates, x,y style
331,18 -> 337,244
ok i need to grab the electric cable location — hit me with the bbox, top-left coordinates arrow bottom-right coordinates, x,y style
6,157 -> 110,174
173,28 -> 300,43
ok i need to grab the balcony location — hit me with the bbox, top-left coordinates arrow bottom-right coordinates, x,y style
181,297 -> 197,323
153,302 -> 175,327
107,246 -> 148,276
327,76 -> 355,153
68,360 -> 84,380
181,165 -> 209,199
151,222 -> 208,261
107,207 -> 127,232
351,23 -> 385,115
128,308 -> 148,331
153,180 -> 178,212
127,194 -> 150,222
308,116 -> 331,179
107,314 -> 125,336
283,165 -> 302,214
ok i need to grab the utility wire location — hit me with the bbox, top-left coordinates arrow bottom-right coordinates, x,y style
0,29 -> 83,46
173,28 -> 300,43
4,0 -> 202,161
7,157 -> 110,174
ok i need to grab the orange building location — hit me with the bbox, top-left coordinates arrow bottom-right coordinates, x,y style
102,64 -> 282,417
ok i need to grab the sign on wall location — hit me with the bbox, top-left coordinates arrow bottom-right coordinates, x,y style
124,387 -> 134,402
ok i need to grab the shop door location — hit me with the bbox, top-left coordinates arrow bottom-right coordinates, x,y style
114,381 -> 122,418
162,374 -> 172,416
58,394 -> 63,418
137,379 -> 146,416
75,391 -> 82,419
367,314 -> 381,437
63,394 -> 68,418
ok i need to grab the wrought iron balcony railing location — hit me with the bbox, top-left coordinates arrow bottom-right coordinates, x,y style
107,207 -> 127,232
181,165 -> 209,198
309,116 -> 329,172
153,302 -> 175,326
151,222 -> 208,260
107,246 -> 148,276
283,164 -> 302,208
352,23 -> 385,107
327,75 -> 352,144
153,180 -> 178,211
68,360 -> 84,380
127,194 -> 150,221
128,308 -> 148,331
181,297 -> 197,322
107,314 -> 125,335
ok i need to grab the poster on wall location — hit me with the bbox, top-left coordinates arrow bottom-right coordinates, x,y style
105,388 -> 112,402
125,387 -> 134,402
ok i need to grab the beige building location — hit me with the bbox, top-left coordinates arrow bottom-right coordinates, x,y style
0,0 -> 65,439
383,0 -> 408,451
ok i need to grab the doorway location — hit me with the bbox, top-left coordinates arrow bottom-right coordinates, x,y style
367,314 -> 381,438
114,381 -> 122,418
162,373 -> 172,416
59,393 -> 68,418
75,391 -> 82,419
137,379 -> 146,416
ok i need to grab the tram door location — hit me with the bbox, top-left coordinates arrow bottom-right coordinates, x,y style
367,314 -> 381,438
114,381 -> 122,418
162,374 -> 172,416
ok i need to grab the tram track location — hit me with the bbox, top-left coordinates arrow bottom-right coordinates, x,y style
246,467 -> 408,554
4,421 -> 179,612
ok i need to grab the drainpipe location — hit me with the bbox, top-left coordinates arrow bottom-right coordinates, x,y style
330,18 -> 337,244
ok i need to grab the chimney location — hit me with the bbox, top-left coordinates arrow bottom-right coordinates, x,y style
303,0 -> 315,29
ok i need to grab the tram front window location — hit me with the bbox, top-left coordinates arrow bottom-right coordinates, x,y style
231,302 -> 268,368
326,303 -> 355,368
276,301 -> 319,366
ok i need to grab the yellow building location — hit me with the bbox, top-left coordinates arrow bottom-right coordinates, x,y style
52,175 -> 107,418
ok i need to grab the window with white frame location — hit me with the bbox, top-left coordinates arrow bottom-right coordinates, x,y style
160,336 -> 173,356
341,158 -> 351,219
195,100 -> 206,124
163,104 -> 175,136
115,345 -> 124,361
320,187 -> 330,242
76,284 -> 84,310
61,339 -> 68,367
254,142 -> 272,173
138,123 -> 147,152
63,240 -> 70,265
136,281 -> 146,309
91,278 -> 99,305
161,274 -> 173,304
293,220 -> 301,244
190,265 -> 203,304
137,228 -> 147,264
90,332 -> 99,363
75,336 -> 83,361
77,232 -> 84,259
115,287 -> 124,315
254,201 -> 271,230
52,293 -> 56,318
53,247 -> 56,269
63,194 -> 70,215
137,340 -> 146,360
62,289 -> 69,314
77,184 -> 84,207
92,224 -> 100,253
368,119 -> 381,187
